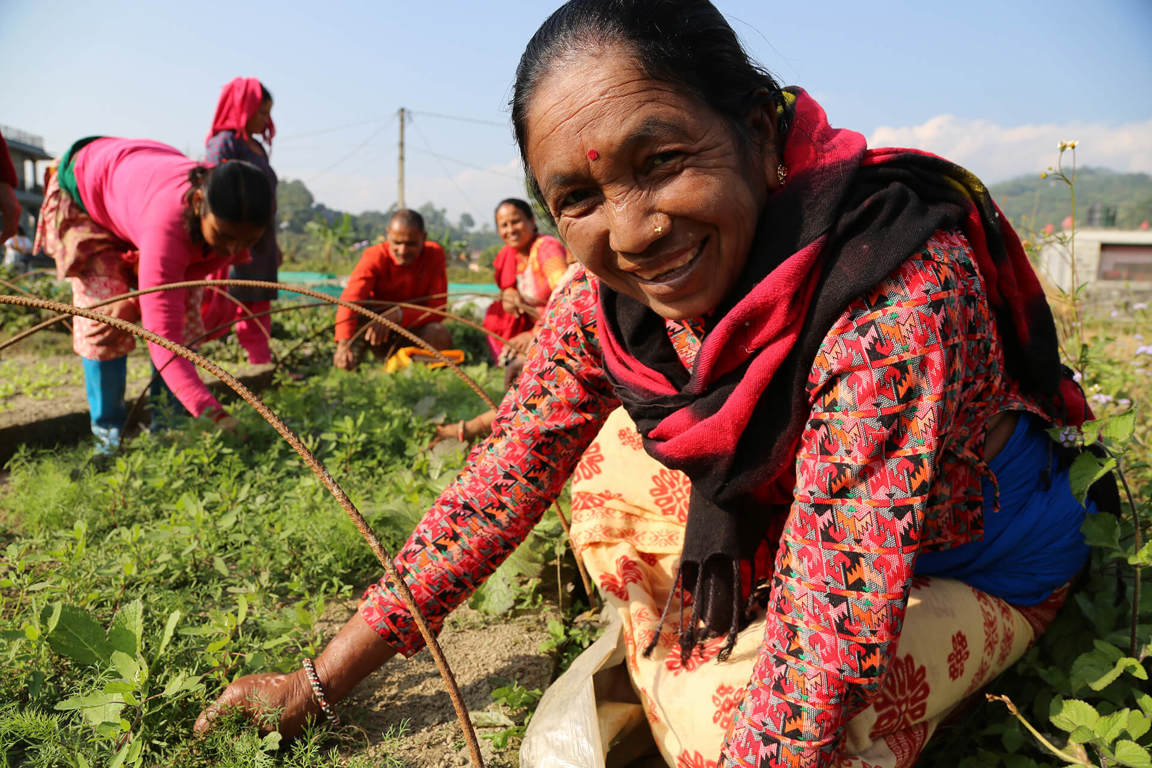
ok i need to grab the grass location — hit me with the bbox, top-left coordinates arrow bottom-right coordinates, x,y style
0,357 -> 509,767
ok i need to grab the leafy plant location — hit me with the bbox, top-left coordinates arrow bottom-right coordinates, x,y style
482,681 -> 542,752
0,361 -> 504,766
921,141 -> 1151,768
539,614 -> 603,674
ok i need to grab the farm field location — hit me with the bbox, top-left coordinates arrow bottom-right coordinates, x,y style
0,266 -> 1149,767
0,313 -> 593,767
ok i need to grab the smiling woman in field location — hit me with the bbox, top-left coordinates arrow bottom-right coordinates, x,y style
482,197 -> 569,366
199,1 -> 1102,764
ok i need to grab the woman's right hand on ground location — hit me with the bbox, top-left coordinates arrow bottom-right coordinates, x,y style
194,613 -> 397,738
194,669 -> 318,738
428,421 -> 463,449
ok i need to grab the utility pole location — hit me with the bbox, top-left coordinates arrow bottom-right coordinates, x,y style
397,107 -> 406,210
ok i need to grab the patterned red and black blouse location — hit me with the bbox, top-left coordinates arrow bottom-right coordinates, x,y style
360,229 -> 1040,766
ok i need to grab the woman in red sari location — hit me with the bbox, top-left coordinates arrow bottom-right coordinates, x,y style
482,198 -> 569,365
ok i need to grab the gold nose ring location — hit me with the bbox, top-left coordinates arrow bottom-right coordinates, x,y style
654,225 -> 664,236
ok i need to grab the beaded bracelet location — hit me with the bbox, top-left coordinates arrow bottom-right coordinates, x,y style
301,657 -> 340,725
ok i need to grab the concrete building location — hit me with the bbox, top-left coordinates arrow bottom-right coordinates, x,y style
1,125 -> 54,234
1036,227 -> 1152,305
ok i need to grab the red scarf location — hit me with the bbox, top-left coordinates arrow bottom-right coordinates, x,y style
207,77 -> 274,147
597,89 -> 1085,658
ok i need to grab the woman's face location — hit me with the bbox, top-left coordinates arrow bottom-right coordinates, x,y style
496,203 -> 537,252
196,192 -> 264,256
245,98 -> 273,136
524,48 -> 781,320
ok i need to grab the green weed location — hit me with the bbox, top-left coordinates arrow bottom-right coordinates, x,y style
0,361 -> 504,766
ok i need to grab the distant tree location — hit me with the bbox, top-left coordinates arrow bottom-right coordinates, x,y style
312,204 -> 343,227
477,244 -> 501,269
990,167 -> 1152,233
415,202 -> 449,234
277,180 -> 315,233
355,210 -> 394,241
458,212 -> 475,232
305,213 -> 358,271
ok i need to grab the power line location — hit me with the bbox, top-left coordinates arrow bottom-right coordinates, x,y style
275,117 -> 392,143
409,110 -> 507,129
308,114 -> 396,184
410,115 -> 481,215
408,146 -> 522,180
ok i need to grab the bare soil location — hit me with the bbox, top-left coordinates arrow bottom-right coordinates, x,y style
317,600 -> 561,767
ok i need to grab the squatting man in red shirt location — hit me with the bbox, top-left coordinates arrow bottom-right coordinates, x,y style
332,209 -> 453,370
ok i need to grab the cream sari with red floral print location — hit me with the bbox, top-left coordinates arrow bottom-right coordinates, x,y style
562,408 -> 1053,768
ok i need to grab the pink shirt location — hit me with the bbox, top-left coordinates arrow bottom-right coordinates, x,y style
75,139 -> 237,417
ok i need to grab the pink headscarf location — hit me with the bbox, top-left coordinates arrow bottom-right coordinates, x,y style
207,77 -> 275,146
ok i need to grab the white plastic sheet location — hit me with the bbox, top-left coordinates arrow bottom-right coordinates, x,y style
521,608 -> 629,768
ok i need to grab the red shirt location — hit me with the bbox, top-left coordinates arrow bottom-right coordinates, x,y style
334,240 -> 448,341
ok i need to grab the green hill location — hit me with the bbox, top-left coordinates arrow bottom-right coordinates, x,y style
990,167 -> 1152,234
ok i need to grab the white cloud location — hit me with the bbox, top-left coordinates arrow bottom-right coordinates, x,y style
868,116 -> 1152,182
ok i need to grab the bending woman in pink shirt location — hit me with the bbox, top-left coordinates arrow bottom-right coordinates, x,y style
35,137 -> 272,452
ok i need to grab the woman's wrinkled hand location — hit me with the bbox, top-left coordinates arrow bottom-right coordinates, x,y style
428,421 -> 462,449
215,414 -> 241,433
194,670 -> 318,739
506,330 -> 534,356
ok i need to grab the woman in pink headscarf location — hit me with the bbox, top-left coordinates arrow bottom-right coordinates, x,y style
201,77 -> 281,364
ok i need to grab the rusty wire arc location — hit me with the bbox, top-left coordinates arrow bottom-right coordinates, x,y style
0,293 -> 486,768
122,300 -> 333,431
0,284 -> 518,358
0,276 -> 73,331
118,287 -> 519,429
0,279 -> 497,411
201,285 -> 279,364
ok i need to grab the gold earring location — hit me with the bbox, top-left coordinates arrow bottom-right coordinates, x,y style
777,163 -> 788,187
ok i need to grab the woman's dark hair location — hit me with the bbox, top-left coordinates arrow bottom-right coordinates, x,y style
182,160 -> 273,245
494,197 -> 535,224
260,83 -> 272,103
511,0 -> 786,209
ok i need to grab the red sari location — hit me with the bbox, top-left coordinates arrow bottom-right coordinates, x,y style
482,234 -> 568,361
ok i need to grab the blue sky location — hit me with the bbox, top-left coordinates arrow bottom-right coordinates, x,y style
3,0 -> 1150,226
